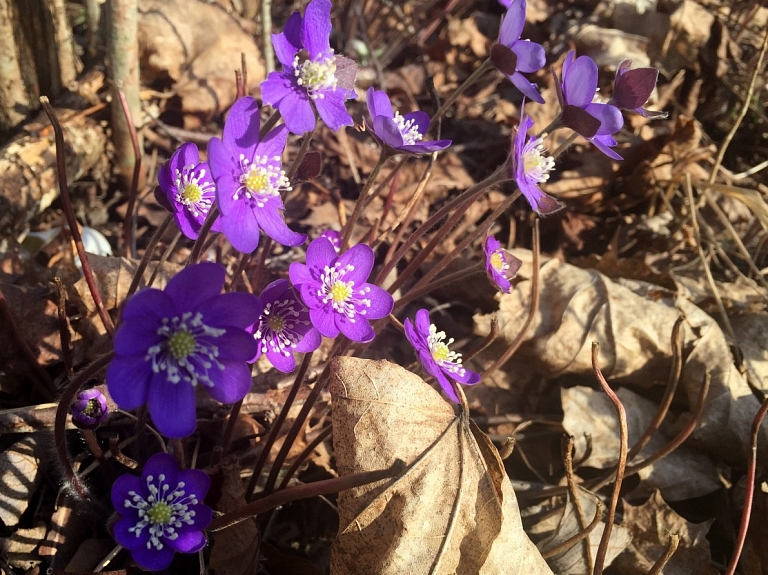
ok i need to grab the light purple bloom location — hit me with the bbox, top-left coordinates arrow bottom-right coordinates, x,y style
609,59 -> 667,119
555,51 -> 624,160
70,388 -> 108,430
261,0 -> 357,134
404,309 -> 481,403
249,279 -> 322,373
318,229 -> 342,253
111,452 -> 212,571
490,0 -> 546,103
484,236 -> 522,293
208,97 -> 306,253
107,263 -> 261,439
509,112 -> 560,214
289,237 -> 394,343
156,142 -> 222,240
365,87 -> 451,155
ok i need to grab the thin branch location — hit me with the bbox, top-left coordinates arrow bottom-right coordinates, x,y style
117,88 -> 142,258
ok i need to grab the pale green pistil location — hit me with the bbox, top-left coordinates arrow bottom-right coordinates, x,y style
168,330 -> 196,360
182,183 -> 202,203
147,501 -> 173,524
84,398 -> 101,417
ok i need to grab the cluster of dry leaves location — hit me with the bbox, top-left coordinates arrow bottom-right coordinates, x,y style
1,0 -> 768,574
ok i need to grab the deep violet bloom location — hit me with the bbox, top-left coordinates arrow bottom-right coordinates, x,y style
111,453 -> 212,571
318,229 -> 342,253
208,97 -> 306,253
509,112 -> 560,214
555,51 -> 624,160
404,309 -> 481,403
156,142 -> 222,240
365,87 -> 451,155
107,263 -> 261,438
609,59 -> 667,119
289,237 -> 394,343
249,279 -> 321,373
484,236 -> 522,293
70,388 -> 108,430
261,0 -> 357,134
490,0 -> 546,103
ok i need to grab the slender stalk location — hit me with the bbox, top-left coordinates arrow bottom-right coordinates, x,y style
188,207 -> 220,265
126,213 -> 173,298
429,58 -> 493,132
286,123 -> 318,182
117,88 -> 142,258
54,277 -> 74,377
259,109 -> 282,139
393,263 -> 484,310
220,398 -> 244,453
82,429 -> 114,481
278,424 -> 333,490
340,151 -> 389,251
40,97 -> 115,336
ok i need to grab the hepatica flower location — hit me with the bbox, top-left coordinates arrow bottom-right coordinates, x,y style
609,59 -> 667,119
555,51 -> 624,160
156,142 -> 222,240
249,279 -> 321,373
509,112 -> 560,214
490,0 -> 546,103
261,0 -> 357,134
365,87 -> 451,155
111,453 -> 212,571
318,228 -> 342,253
289,237 -> 394,343
107,263 -> 261,438
484,236 -> 522,293
70,388 -> 108,430
404,309 -> 480,403
208,97 -> 306,253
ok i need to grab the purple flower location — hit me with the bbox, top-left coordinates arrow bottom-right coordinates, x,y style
70,388 -> 108,430
289,237 -> 394,343
107,263 -> 261,438
318,229 -> 341,253
156,142 -> 222,240
404,309 -> 481,403
111,452 -> 212,571
484,236 -> 522,293
249,279 -> 322,373
208,97 -> 306,253
509,112 -> 561,214
365,87 -> 451,155
555,51 -> 624,160
609,59 -> 667,119
490,0 -> 546,103
261,0 -> 357,134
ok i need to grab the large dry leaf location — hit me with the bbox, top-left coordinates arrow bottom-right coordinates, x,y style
0,436 -> 43,526
562,386 -> 720,501
612,491 -> 716,575
330,357 -> 552,575
474,252 -> 767,466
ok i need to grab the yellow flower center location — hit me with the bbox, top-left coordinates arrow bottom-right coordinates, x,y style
168,330 -> 196,360
490,252 -> 504,272
245,171 -> 270,194
431,342 -> 451,363
330,281 -> 352,303
296,56 -> 337,94
269,315 -> 286,332
182,183 -> 203,203
147,502 -> 173,525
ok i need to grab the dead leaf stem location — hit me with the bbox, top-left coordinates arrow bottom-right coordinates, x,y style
116,87 -> 142,259
481,220 -> 540,378
540,497 -> 603,561
591,342 -> 628,575
428,58 -> 493,133
54,277 -> 74,378
647,533 -> 680,575
40,96 -> 115,336
725,394 -> 768,575
563,437 -> 593,568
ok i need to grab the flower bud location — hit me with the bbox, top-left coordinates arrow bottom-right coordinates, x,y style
70,388 -> 108,430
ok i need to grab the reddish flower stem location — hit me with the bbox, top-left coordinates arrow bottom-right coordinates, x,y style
117,87 -> 142,259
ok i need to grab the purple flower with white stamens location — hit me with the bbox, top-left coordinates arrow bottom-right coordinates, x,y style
490,0 -> 546,103
261,0 -> 357,134
156,143 -> 222,240
70,388 -> 108,430
111,452 -> 212,571
555,51 -> 624,160
404,309 -> 481,403
509,112 -> 561,214
289,237 -> 394,343
318,229 -> 342,253
484,236 -> 522,293
208,97 -> 306,253
365,87 -> 451,155
249,279 -> 321,373
609,59 -> 667,119
107,263 -> 261,439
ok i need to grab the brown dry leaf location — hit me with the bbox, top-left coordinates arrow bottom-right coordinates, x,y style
731,313 -> 768,392
209,461 -> 261,575
330,356 -> 552,575
138,0 -> 265,126
533,486 -> 630,573
473,251 -> 767,467
0,522 -> 47,570
612,490 -> 716,575
0,436 -> 43,527
562,386 -> 720,501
